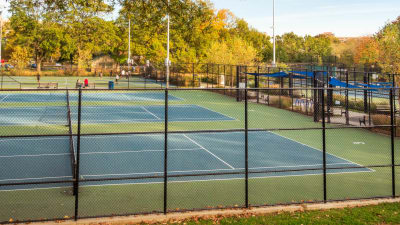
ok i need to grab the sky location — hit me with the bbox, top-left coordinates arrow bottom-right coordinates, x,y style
211,0 -> 400,37
1,0 -> 399,37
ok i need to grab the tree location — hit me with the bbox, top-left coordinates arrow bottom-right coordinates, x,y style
8,0 -> 63,72
354,37 -> 379,67
376,21 -> 400,73
9,45 -> 31,69
206,37 -> 257,65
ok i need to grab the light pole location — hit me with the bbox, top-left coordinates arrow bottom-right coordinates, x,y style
0,9 -> 3,68
166,0 -> 170,88
128,19 -> 131,67
272,0 -> 276,67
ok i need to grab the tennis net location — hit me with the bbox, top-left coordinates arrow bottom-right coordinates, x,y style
66,90 -> 77,181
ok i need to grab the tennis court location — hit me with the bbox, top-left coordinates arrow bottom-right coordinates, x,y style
0,88 -> 396,222
0,92 -> 181,103
0,104 -> 234,125
0,130 -> 371,191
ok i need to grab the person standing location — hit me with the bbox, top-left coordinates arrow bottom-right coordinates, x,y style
36,74 -> 40,83
76,79 -> 81,88
116,74 -> 120,83
121,69 -> 126,78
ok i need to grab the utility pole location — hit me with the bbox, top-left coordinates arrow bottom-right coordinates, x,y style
166,0 -> 170,88
272,0 -> 276,67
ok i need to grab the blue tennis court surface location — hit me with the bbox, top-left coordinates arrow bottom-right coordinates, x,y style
0,92 -> 181,102
0,131 -> 372,191
0,104 -> 234,125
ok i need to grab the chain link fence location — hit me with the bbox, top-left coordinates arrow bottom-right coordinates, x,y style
0,84 -> 398,223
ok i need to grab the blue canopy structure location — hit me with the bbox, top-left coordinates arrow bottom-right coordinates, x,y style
244,72 -> 288,77
329,77 -> 359,88
289,71 -> 328,77
244,72 -> 309,79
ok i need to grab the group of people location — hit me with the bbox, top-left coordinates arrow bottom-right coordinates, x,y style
74,66 -> 137,88
76,78 -> 90,88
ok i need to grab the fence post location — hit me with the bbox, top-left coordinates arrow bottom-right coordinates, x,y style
390,88 -> 396,198
345,71 -> 349,125
245,86 -> 249,208
236,66 -> 240,102
363,72 -> 368,113
256,66 -> 260,103
392,74 -> 397,137
321,88 -> 327,203
164,88 -> 169,214
74,88 -> 82,221
192,63 -> 195,88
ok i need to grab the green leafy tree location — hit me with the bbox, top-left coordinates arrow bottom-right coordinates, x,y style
8,0 -> 63,72
9,45 -> 31,69
376,20 -> 400,73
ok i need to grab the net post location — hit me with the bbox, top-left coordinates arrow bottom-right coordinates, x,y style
321,87 -> 327,203
164,88 -> 168,214
245,87 -> 249,208
74,88 -> 82,221
390,88 -> 396,198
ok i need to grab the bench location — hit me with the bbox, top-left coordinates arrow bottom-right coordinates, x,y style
259,94 -> 269,104
376,105 -> 391,114
38,82 -> 58,89
327,106 -> 347,117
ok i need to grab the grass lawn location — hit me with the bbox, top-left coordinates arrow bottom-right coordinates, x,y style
160,202 -> 400,225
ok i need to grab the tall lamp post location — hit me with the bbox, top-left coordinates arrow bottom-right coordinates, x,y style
128,18 -> 131,67
165,0 -> 170,88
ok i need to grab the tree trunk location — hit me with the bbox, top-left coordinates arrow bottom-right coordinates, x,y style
36,56 -> 42,74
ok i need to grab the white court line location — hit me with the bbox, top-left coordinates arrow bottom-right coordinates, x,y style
0,176 -> 72,182
82,148 -> 201,155
0,94 -> 10,102
0,153 -> 70,158
140,106 -> 161,120
182,134 -> 235,169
